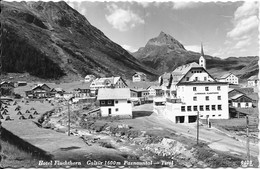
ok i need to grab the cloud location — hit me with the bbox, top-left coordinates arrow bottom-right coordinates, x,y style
121,45 -> 138,53
105,4 -> 144,31
227,15 -> 258,39
234,37 -> 252,49
173,2 -> 198,10
226,1 -> 259,50
66,1 -> 86,16
234,1 -> 259,21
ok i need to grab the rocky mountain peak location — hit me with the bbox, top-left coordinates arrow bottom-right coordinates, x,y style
146,31 -> 186,50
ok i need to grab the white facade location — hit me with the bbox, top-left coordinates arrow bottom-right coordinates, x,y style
90,77 -> 127,91
231,102 -> 252,108
85,75 -> 96,82
132,72 -> 147,82
100,99 -> 132,117
159,47 -> 229,123
176,84 -> 229,119
199,56 -> 206,69
219,73 -> 239,84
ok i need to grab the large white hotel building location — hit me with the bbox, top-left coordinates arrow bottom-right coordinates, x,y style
158,45 -> 229,123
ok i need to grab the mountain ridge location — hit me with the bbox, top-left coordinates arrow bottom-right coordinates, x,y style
1,1 -> 159,81
133,32 -> 258,79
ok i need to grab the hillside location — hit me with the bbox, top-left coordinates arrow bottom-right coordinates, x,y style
0,1 -> 158,81
133,32 -> 259,79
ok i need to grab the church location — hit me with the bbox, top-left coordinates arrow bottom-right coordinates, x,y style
159,44 -> 229,123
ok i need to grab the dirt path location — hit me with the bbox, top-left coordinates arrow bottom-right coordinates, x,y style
132,104 -> 259,158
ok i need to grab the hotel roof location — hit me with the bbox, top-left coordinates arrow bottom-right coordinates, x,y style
97,88 -> 130,100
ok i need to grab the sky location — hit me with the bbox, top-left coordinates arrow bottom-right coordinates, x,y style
5,0 -> 258,58
64,0 -> 259,58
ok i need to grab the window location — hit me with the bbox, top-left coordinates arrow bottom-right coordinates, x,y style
193,106 -> 198,111
115,100 -> 118,104
200,115 -> 203,117
116,108 -> 119,112
218,96 -> 221,100
206,96 -> 209,101
206,105 -> 210,111
181,106 -> 185,112
193,97 -> 197,101
195,77 -> 198,81
212,115 -> 215,117
193,87 -> 197,91
218,105 -> 222,110
200,105 -> 204,111
204,77 -> 207,81
108,101 -> 112,105
218,114 -> 221,116
246,103 -> 249,106
205,87 -> 209,91
187,106 -> 191,111
101,101 -> 105,105
217,86 -> 221,91
186,77 -> 189,81
212,105 -> 216,110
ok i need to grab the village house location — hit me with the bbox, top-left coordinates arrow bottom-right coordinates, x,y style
132,72 -> 147,82
218,73 -> 239,84
0,81 -> 15,96
25,84 -> 51,98
247,75 -> 259,87
16,81 -> 27,87
90,76 -> 128,94
130,88 -> 149,105
159,45 -> 229,123
228,88 -> 254,108
50,88 -> 65,97
97,88 -> 132,118
147,86 -> 163,97
85,75 -> 96,82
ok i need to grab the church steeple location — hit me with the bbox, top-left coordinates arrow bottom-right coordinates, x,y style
199,43 -> 206,69
201,42 -> 204,56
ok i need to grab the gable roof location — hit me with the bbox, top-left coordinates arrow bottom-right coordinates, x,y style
176,67 -> 217,85
0,81 -> 15,88
133,72 -> 146,76
230,93 -> 253,101
220,73 -> 237,79
147,85 -> 162,90
97,88 -> 130,100
172,62 -> 200,75
172,62 -> 205,83
32,84 -> 50,90
91,76 -> 125,87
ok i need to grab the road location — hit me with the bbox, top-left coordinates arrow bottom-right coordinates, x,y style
132,104 -> 259,158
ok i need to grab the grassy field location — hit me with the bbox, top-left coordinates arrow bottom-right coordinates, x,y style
0,140 -> 39,168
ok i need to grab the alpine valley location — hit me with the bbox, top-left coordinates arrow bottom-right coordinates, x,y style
1,1 -> 258,81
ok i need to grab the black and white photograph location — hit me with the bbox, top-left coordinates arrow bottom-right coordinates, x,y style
0,0 -> 259,168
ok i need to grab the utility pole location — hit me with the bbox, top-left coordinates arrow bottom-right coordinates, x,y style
67,99 -> 71,136
0,18 -> 3,75
246,115 -> 250,162
197,111 -> 199,145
